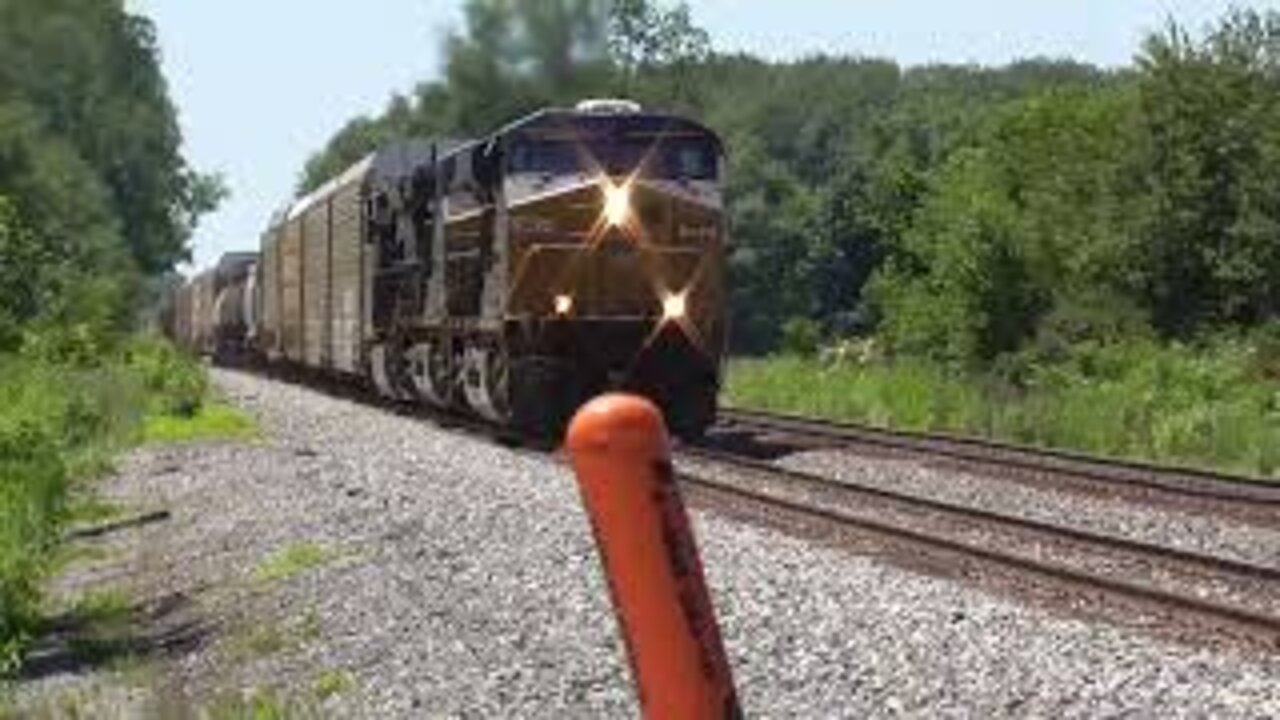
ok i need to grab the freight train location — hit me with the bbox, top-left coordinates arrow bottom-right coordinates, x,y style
169,100 -> 728,438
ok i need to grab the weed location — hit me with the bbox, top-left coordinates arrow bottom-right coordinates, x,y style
313,669 -> 354,701
65,496 -> 127,527
65,588 -> 134,663
205,687 -> 297,720
253,544 -> 334,585
726,338 -> 1280,479
296,608 -> 323,642
47,542 -> 113,577
238,624 -> 289,658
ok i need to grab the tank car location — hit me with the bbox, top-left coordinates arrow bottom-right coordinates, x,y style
252,99 -> 727,437
210,252 -> 258,363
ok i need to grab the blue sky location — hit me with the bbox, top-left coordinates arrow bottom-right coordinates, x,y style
128,0 -> 1277,272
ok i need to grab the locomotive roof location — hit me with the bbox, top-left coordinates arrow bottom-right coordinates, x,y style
487,107 -> 724,153
267,109 -> 720,231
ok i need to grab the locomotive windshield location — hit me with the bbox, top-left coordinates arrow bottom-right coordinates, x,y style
506,117 -> 719,180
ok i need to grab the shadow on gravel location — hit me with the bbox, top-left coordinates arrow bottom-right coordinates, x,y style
18,591 -> 211,681
66,510 -> 172,540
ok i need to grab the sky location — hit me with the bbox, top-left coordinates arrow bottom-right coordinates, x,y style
128,0 -> 1278,273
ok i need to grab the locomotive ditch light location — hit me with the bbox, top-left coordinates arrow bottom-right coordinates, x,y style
661,291 -> 687,322
602,181 -> 632,228
554,294 -> 574,316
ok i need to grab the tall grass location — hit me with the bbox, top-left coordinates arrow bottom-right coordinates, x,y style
0,336 -> 213,673
725,338 -> 1280,479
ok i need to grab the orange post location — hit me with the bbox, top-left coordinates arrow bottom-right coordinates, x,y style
566,394 -> 741,720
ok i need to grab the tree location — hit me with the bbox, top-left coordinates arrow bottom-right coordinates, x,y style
0,0 -> 221,347
1134,10 -> 1280,334
609,0 -> 710,102
0,0 -> 222,275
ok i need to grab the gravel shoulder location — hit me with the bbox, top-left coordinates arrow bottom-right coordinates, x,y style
9,369 -> 1280,717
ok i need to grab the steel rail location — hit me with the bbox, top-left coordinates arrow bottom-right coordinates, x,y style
718,407 -> 1280,505
677,446 -> 1280,642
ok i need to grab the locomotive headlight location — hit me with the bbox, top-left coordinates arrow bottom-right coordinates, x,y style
554,294 -> 574,316
662,291 -> 687,321
602,182 -> 631,227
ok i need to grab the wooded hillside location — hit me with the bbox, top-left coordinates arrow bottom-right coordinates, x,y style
299,2 -> 1280,362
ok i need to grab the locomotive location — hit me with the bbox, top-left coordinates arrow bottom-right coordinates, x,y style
171,100 -> 727,438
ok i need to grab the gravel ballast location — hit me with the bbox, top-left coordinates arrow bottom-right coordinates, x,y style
775,448 -> 1280,570
13,368 -> 1280,717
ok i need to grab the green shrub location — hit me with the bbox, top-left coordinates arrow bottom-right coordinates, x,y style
125,335 -> 208,417
0,366 -> 71,673
780,317 -> 823,357
0,335 -> 218,674
726,337 -> 1280,478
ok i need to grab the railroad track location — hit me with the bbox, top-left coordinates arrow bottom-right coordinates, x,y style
717,407 -> 1280,512
675,445 -> 1280,645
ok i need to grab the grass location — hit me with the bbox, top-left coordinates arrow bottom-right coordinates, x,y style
64,588 -> 134,663
229,607 -> 326,663
204,687 -> 296,720
252,544 -> 335,585
725,338 -> 1280,479
237,625 -> 290,658
141,401 -> 257,444
312,670 -> 354,701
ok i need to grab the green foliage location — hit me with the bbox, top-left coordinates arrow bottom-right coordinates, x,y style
0,0 -> 223,276
0,0 -> 223,354
253,544 -> 335,585
0,196 -> 40,349
313,670 -> 354,701
0,357 -> 125,674
1132,11 -> 1280,334
727,338 -> 1280,478
780,317 -> 822,357
0,337 -> 220,674
142,403 -> 257,445
65,588 -> 135,664
125,335 -> 209,417
205,687 -> 297,720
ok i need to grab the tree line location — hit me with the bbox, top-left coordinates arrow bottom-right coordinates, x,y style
0,0 -> 222,356
302,2 -> 1280,363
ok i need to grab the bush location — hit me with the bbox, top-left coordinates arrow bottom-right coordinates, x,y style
125,335 -> 208,417
0,335 -> 211,674
780,317 -> 822,357
0,362 -> 74,673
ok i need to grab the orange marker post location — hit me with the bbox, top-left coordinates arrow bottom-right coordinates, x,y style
566,394 -> 741,720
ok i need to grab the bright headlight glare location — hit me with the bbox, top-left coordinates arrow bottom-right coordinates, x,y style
603,182 -> 631,227
554,294 -> 574,316
662,292 -> 687,321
